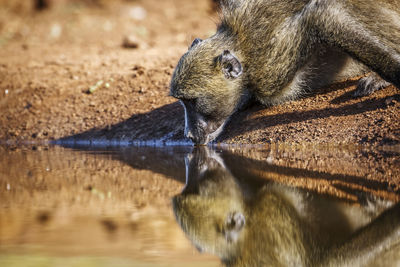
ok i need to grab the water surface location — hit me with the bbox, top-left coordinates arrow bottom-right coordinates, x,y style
0,144 -> 399,266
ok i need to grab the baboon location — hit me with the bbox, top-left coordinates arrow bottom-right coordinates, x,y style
170,0 -> 400,144
173,147 -> 400,266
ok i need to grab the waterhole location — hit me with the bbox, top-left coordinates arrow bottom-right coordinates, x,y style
0,144 -> 399,266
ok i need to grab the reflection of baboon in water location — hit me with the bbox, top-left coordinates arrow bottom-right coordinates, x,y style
173,148 -> 400,266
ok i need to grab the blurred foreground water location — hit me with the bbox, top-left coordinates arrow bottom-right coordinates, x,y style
0,144 -> 399,266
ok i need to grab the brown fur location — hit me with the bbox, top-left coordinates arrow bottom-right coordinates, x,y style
170,0 -> 400,144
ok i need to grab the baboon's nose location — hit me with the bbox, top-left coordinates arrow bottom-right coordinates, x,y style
186,131 -> 208,145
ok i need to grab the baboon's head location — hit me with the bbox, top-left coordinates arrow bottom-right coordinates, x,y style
170,37 -> 245,144
172,148 -> 246,260
173,148 -> 309,266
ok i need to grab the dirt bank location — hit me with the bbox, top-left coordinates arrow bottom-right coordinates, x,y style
0,0 -> 399,146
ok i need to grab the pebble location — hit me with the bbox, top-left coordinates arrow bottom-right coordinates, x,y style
128,6 -> 147,21
50,23 -> 62,39
385,97 -> 394,106
122,35 -> 139,49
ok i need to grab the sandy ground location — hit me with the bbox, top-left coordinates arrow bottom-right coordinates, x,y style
0,0 -> 398,147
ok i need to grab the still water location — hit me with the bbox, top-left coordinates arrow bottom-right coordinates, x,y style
0,144 -> 399,266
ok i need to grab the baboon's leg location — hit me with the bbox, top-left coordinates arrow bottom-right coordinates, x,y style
313,0 -> 400,88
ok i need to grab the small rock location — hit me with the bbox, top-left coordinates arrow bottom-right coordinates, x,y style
35,0 -> 50,11
122,35 -> 139,49
101,219 -> 118,232
385,97 -> 394,106
266,156 -> 274,164
128,6 -> 147,21
87,80 -> 103,94
24,102 -> 32,109
50,23 -> 62,39
132,65 -> 145,76
37,212 -> 51,224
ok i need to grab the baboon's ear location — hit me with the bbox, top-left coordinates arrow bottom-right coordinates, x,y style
189,38 -> 202,49
220,50 -> 242,79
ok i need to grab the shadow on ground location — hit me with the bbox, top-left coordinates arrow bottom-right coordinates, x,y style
58,80 -> 399,145
219,93 -> 400,143
60,102 -> 187,144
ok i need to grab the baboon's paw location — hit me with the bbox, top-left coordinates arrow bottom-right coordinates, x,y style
353,74 -> 391,97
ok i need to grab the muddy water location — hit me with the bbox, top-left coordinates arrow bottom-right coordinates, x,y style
0,144 -> 399,266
